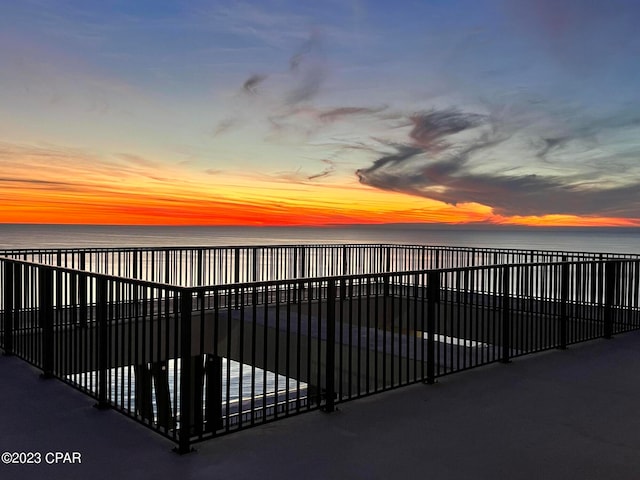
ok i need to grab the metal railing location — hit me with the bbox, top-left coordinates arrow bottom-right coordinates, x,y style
1,244 -> 637,286
1,245 -> 639,452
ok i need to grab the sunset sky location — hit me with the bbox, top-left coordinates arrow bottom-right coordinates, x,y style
2,0 -> 640,226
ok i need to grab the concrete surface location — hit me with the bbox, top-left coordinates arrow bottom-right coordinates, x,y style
2,331 -> 640,480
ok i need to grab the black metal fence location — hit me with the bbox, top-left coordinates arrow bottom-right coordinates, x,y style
1,245 -> 639,453
2,244 -> 636,287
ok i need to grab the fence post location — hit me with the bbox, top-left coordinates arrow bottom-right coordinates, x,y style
55,252 -> 63,315
132,250 -> 139,280
252,247 -> 258,282
342,246 -> 349,276
501,266 -> 511,363
14,263 -> 22,324
95,277 -> 110,409
70,269 -> 78,324
3,261 -> 14,355
164,250 -> 171,284
292,246 -> 299,280
384,247 -> 391,297
196,248 -> 204,286
341,247 -> 349,299
292,247 -> 299,301
204,354 -> 223,433
234,248 -> 240,308
299,247 -> 307,301
604,261 -> 617,339
177,289 -> 194,454
79,254 -> 88,327
324,279 -> 336,412
233,248 -> 240,282
559,260 -> 569,349
40,267 -> 54,378
426,271 -> 439,384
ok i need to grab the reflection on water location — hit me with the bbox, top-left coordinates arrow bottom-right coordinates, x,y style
67,358 -> 306,427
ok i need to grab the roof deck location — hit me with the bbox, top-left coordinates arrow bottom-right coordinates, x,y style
1,244 -> 639,460
2,329 -> 640,479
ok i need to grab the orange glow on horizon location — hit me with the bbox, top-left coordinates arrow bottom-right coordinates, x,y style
3,183 -> 638,228
1,143 -> 639,228
494,214 -> 640,228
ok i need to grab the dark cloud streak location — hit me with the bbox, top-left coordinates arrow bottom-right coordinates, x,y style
0,177 -> 75,187
356,106 -> 640,218
408,110 -> 486,151
307,159 -> 336,180
242,74 -> 267,95
318,106 -> 385,122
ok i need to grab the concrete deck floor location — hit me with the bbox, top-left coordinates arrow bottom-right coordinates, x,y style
2,332 -> 640,480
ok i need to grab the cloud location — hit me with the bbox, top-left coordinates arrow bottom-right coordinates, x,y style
0,177 -> 76,189
235,30 -> 327,106
317,106 -> 386,122
266,159 -> 338,184
307,159 -> 336,180
0,141 -> 191,194
211,118 -> 238,137
210,2 -> 640,222
356,109 -> 491,174
116,153 -> 161,169
356,106 -> 640,218
242,74 -> 268,95
212,30 -> 333,141
285,30 -> 327,106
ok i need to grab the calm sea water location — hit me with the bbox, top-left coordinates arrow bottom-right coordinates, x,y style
1,224 -> 639,254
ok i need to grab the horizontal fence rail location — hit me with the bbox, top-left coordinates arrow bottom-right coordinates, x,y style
1,244 -> 639,452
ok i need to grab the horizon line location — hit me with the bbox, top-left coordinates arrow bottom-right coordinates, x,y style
1,222 -> 640,231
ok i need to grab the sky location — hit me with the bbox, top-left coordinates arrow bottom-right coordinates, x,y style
1,0 -> 640,226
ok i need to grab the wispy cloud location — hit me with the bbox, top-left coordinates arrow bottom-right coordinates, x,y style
284,29 -> 327,106
355,105 -> 640,218
234,29 -> 328,106
242,74 -> 268,95
0,142 -> 186,192
317,106 -> 386,122
265,159 -> 337,184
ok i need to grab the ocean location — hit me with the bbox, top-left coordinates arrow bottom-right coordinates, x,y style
1,224 -> 639,254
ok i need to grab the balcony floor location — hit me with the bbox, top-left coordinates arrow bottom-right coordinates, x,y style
2,330 -> 640,480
